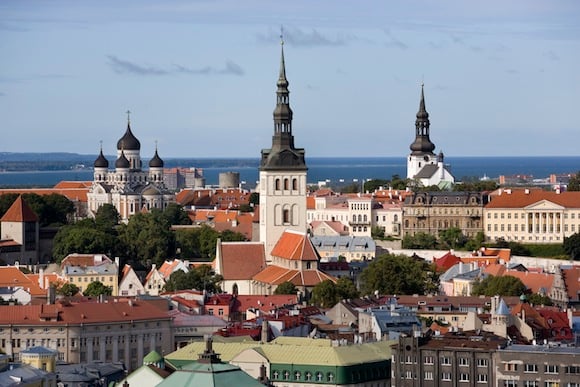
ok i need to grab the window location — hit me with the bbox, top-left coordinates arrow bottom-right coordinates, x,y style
294,371 -> 301,380
503,381 -> 517,387
316,372 -> 323,382
327,373 -> 334,382
283,209 -> 290,224
424,355 -> 434,365
441,356 -> 452,366
477,374 -> 488,383
460,373 -> 470,382
305,372 -> 312,381
292,178 -> 298,190
545,383 -> 559,387
283,371 -> 290,380
523,382 -> 538,387
424,371 -> 433,380
272,371 -> 279,380
524,364 -> 538,373
504,363 -> 518,372
545,365 -> 559,374
441,372 -> 451,381
275,179 -> 280,190
459,357 -> 469,366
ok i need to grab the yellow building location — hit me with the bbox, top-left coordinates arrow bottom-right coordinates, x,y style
60,254 -> 119,296
484,189 -> 580,244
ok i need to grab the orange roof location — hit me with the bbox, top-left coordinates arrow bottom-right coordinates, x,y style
306,196 -> 315,210
0,267 -> 46,296
0,187 -> 89,203
158,260 -> 186,279
218,242 -> 266,280
562,266 -> 580,301
53,181 -> 92,189
483,263 -> 507,277
235,294 -> 298,311
27,272 -> 64,290
1,195 -> 38,222
61,253 -> 113,268
504,270 -> 554,294
0,299 -> 170,325
252,265 -> 336,286
271,230 -> 319,261
486,190 -> 580,209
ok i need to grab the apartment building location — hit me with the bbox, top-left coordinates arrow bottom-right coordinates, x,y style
0,299 -> 173,371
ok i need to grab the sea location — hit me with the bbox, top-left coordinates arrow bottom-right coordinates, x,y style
0,156 -> 578,188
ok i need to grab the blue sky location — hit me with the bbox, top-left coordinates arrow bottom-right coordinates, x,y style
1,0 -> 579,158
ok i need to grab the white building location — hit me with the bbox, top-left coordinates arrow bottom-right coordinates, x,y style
407,85 -> 454,188
87,115 -> 175,222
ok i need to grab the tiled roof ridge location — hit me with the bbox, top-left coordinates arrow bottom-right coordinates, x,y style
1,195 -> 39,222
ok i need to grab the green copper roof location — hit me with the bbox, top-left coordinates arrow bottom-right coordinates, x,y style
143,350 -> 163,363
157,361 -> 264,387
165,337 -> 393,368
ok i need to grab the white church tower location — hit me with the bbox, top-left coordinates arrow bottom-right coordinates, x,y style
259,37 -> 308,259
407,84 -> 454,187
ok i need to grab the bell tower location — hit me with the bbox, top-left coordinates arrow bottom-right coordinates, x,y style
259,36 -> 308,259
407,84 -> 437,179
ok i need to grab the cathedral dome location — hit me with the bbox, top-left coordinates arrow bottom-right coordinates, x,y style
149,149 -> 164,168
115,151 -> 130,169
117,123 -> 141,151
94,149 -> 109,168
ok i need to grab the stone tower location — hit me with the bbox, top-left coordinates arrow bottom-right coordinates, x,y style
407,84 -> 437,179
259,38 -> 308,259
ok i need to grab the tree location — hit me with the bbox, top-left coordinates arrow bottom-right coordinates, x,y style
363,179 -> 390,193
567,171 -> 580,191
249,192 -> 259,206
83,281 -> 112,297
527,293 -> 553,306
438,227 -> 467,249
371,226 -> 385,239
52,225 -> 118,263
40,193 -> 75,225
274,281 -> 297,295
163,203 -> 192,225
164,265 -> 223,293
118,210 -> 175,265
402,232 -> 437,249
359,254 -> 438,296
336,277 -> 359,300
57,283 -> 80,297
310,280 -> 339,308
94,204 -> 120,230
563,232 -> 580,260
472,275 -> 527,297
198,225 -> 220,259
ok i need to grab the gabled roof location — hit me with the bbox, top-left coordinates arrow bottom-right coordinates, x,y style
158,259 -> 188,279
486,190 -> 580,209
562,266 -> 580,301
61,253 -> 113,268
433,252 -> 461,272
271,230 -> 319,261
218,242 -> 266,280
504,270 -> 554,294
252,265 -> 336,287
0,266 -> 46,296
1,195 -> 38,222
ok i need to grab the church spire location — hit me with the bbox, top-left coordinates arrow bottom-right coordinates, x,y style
409,83 -> 435,155
259,31 -> 306,171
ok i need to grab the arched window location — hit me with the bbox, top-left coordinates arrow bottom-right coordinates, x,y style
283,209 -> 290,224
275,179 -> 280,191
284,178 -> 289,190
363,214 -> 367,222
292,178 -> 298,190
232,283 -> 238,296
394,214 -> 398,222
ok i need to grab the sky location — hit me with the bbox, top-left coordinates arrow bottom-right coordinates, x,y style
1,0 -> 579,158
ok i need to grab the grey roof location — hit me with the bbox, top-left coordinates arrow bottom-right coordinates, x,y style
0,364 -> 50,386
21,346 -> 57,355
310,236 -> 375,255
496,299 -> 510,315
500,344 -> 580,354
64,262 -> 117,275
365,306 -> 421,333
414,164 -> 440,179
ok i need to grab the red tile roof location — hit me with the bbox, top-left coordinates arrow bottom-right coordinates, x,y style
486,190 -> 580,209
1,195 -> 38,222
433,252 -> 461,272
252,265 -> 336,287
0,186 -> 89,203
217,242 -> 266,280
483,263 -> 507,277
504,270 -> 554,294
0,267 -> 46,296
562,266 -> 580,301
61,253 -> 113,268
0,299 -> 170,325
271,230 -> 319,261
234,294 -> 298,312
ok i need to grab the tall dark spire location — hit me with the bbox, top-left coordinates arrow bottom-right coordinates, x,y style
260,34 -> 306,171
410,83 -> 436,155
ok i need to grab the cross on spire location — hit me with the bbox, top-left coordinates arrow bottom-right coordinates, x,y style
126,110 -> 131,123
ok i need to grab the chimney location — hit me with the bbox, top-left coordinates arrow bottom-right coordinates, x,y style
38,268 -> 45,289
261,319 -> 269,343
47,285 -> 56,305
114,256 -> 120,269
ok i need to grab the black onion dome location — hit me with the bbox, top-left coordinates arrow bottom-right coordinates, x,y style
94,149 -> 109,168
149,149 -> 164,168
117,123 -> 141,151
115,151 -> 130,169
